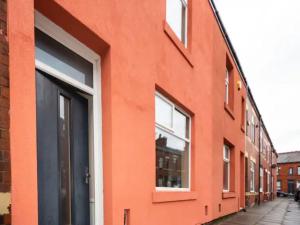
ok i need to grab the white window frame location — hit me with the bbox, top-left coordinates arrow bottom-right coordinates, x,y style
260,167 -> 263,192
35,11 -> 103,225
251,115 -> 255,144
166,0 -> 188,47
250,161 -> 255,192
289,167 -> 293,175
298,166 -> 300,175
297,181 -> 300,189
277,180 -> 281,191
155,92 -> 191,192
267,171 -> 270,193
245,106 -> 249,136
223,145 -> 230,192
225,68 -> 229,104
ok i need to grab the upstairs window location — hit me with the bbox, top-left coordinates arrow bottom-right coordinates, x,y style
245,107 -> 249,136
225,68 -> 230,105
166,0 -> 188,45
289,168 -> 293,175
241,97 -> 245,128
224,58 -> 234,110
250,115 -> 256,144
298,166 -> 300,175
155,93 -> 191,190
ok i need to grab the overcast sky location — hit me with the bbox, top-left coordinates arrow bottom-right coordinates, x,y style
214,0 -> 300,153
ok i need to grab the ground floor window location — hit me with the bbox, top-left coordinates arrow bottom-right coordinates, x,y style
297,181 -> 300,189
277,180 -> 281,191
155,93 -> 191,190
250,161 -> 255,192
223,144 -> 231,192
260,167 -> 263,192
245,157 -> 249,192
267,171 -> 270,192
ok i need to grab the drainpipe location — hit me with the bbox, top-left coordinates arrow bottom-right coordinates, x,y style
270,147 -> 272,200
258,116 -> 262,205
270,145 -> 273,200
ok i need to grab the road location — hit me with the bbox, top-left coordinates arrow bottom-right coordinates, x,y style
216,197 -> 300,225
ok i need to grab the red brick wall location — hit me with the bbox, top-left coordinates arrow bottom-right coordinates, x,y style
0,0 -> 10,193
277,162 -> 300,193
0,0 -> 11,224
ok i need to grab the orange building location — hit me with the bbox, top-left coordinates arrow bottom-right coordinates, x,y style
0,0 -> 277,224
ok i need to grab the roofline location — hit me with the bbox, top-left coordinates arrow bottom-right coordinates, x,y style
208,0 -> 276,154
278,151 -> 300,154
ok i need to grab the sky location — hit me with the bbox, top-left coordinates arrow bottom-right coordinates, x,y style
214,0 -> 300,153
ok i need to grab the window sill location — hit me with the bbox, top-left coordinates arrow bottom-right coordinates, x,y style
163,21 -> 193,67
152,191 -> 198,203
222,192 -> 236,199
224,103 -> 235,120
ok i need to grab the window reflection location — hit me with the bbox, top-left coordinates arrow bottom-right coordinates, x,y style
155,127 -> 189,188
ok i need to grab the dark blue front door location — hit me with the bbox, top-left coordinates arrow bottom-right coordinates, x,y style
36,70 -> 90,225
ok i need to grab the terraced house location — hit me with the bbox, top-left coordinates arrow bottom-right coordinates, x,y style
277,151 -> 300,194
245,93 -> 277,207
1,0 -> 277,224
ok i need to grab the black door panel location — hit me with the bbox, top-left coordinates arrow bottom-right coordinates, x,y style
37,70 -> 90,225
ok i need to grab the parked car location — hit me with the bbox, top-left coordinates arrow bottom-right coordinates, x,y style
277,191 -> 288,197
294,188 -> 300,201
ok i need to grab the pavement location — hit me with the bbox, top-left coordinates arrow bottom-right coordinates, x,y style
216,197 -> 300,225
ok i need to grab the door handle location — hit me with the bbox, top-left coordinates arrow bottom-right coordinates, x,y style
85,167 -> 90,184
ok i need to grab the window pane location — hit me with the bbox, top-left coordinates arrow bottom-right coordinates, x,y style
35,29 -> 93,87
173,109 -> 189,138
223,161 -> 229,191
166,0 -> 185,41
59,95 -> 72,225
156,127 -> 189,188
224,145 -> 230,160
155,95 -> 173,128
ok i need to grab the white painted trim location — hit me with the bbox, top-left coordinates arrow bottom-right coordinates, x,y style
35,11 -> 99,62
35,60 -> 94,95
34,11 -> 103,225
155,187 -> 190,192
223,145 -> 230,192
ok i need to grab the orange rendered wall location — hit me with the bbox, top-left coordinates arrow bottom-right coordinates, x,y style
8,0 -> 247,224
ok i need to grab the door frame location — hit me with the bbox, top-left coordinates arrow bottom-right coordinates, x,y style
34,11 -> 103,225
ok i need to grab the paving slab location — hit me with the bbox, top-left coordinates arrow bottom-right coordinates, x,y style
214,198 -> 300,225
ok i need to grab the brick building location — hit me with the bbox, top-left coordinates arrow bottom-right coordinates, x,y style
245,93 -> 277,207
1,0 -> 277,224
0,0 -> 10,224
277,151 -> 300,194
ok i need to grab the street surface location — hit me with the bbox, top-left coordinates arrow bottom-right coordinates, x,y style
216,198 -> 300,225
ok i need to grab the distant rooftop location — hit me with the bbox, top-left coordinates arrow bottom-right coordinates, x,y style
277,151 -> 300,164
